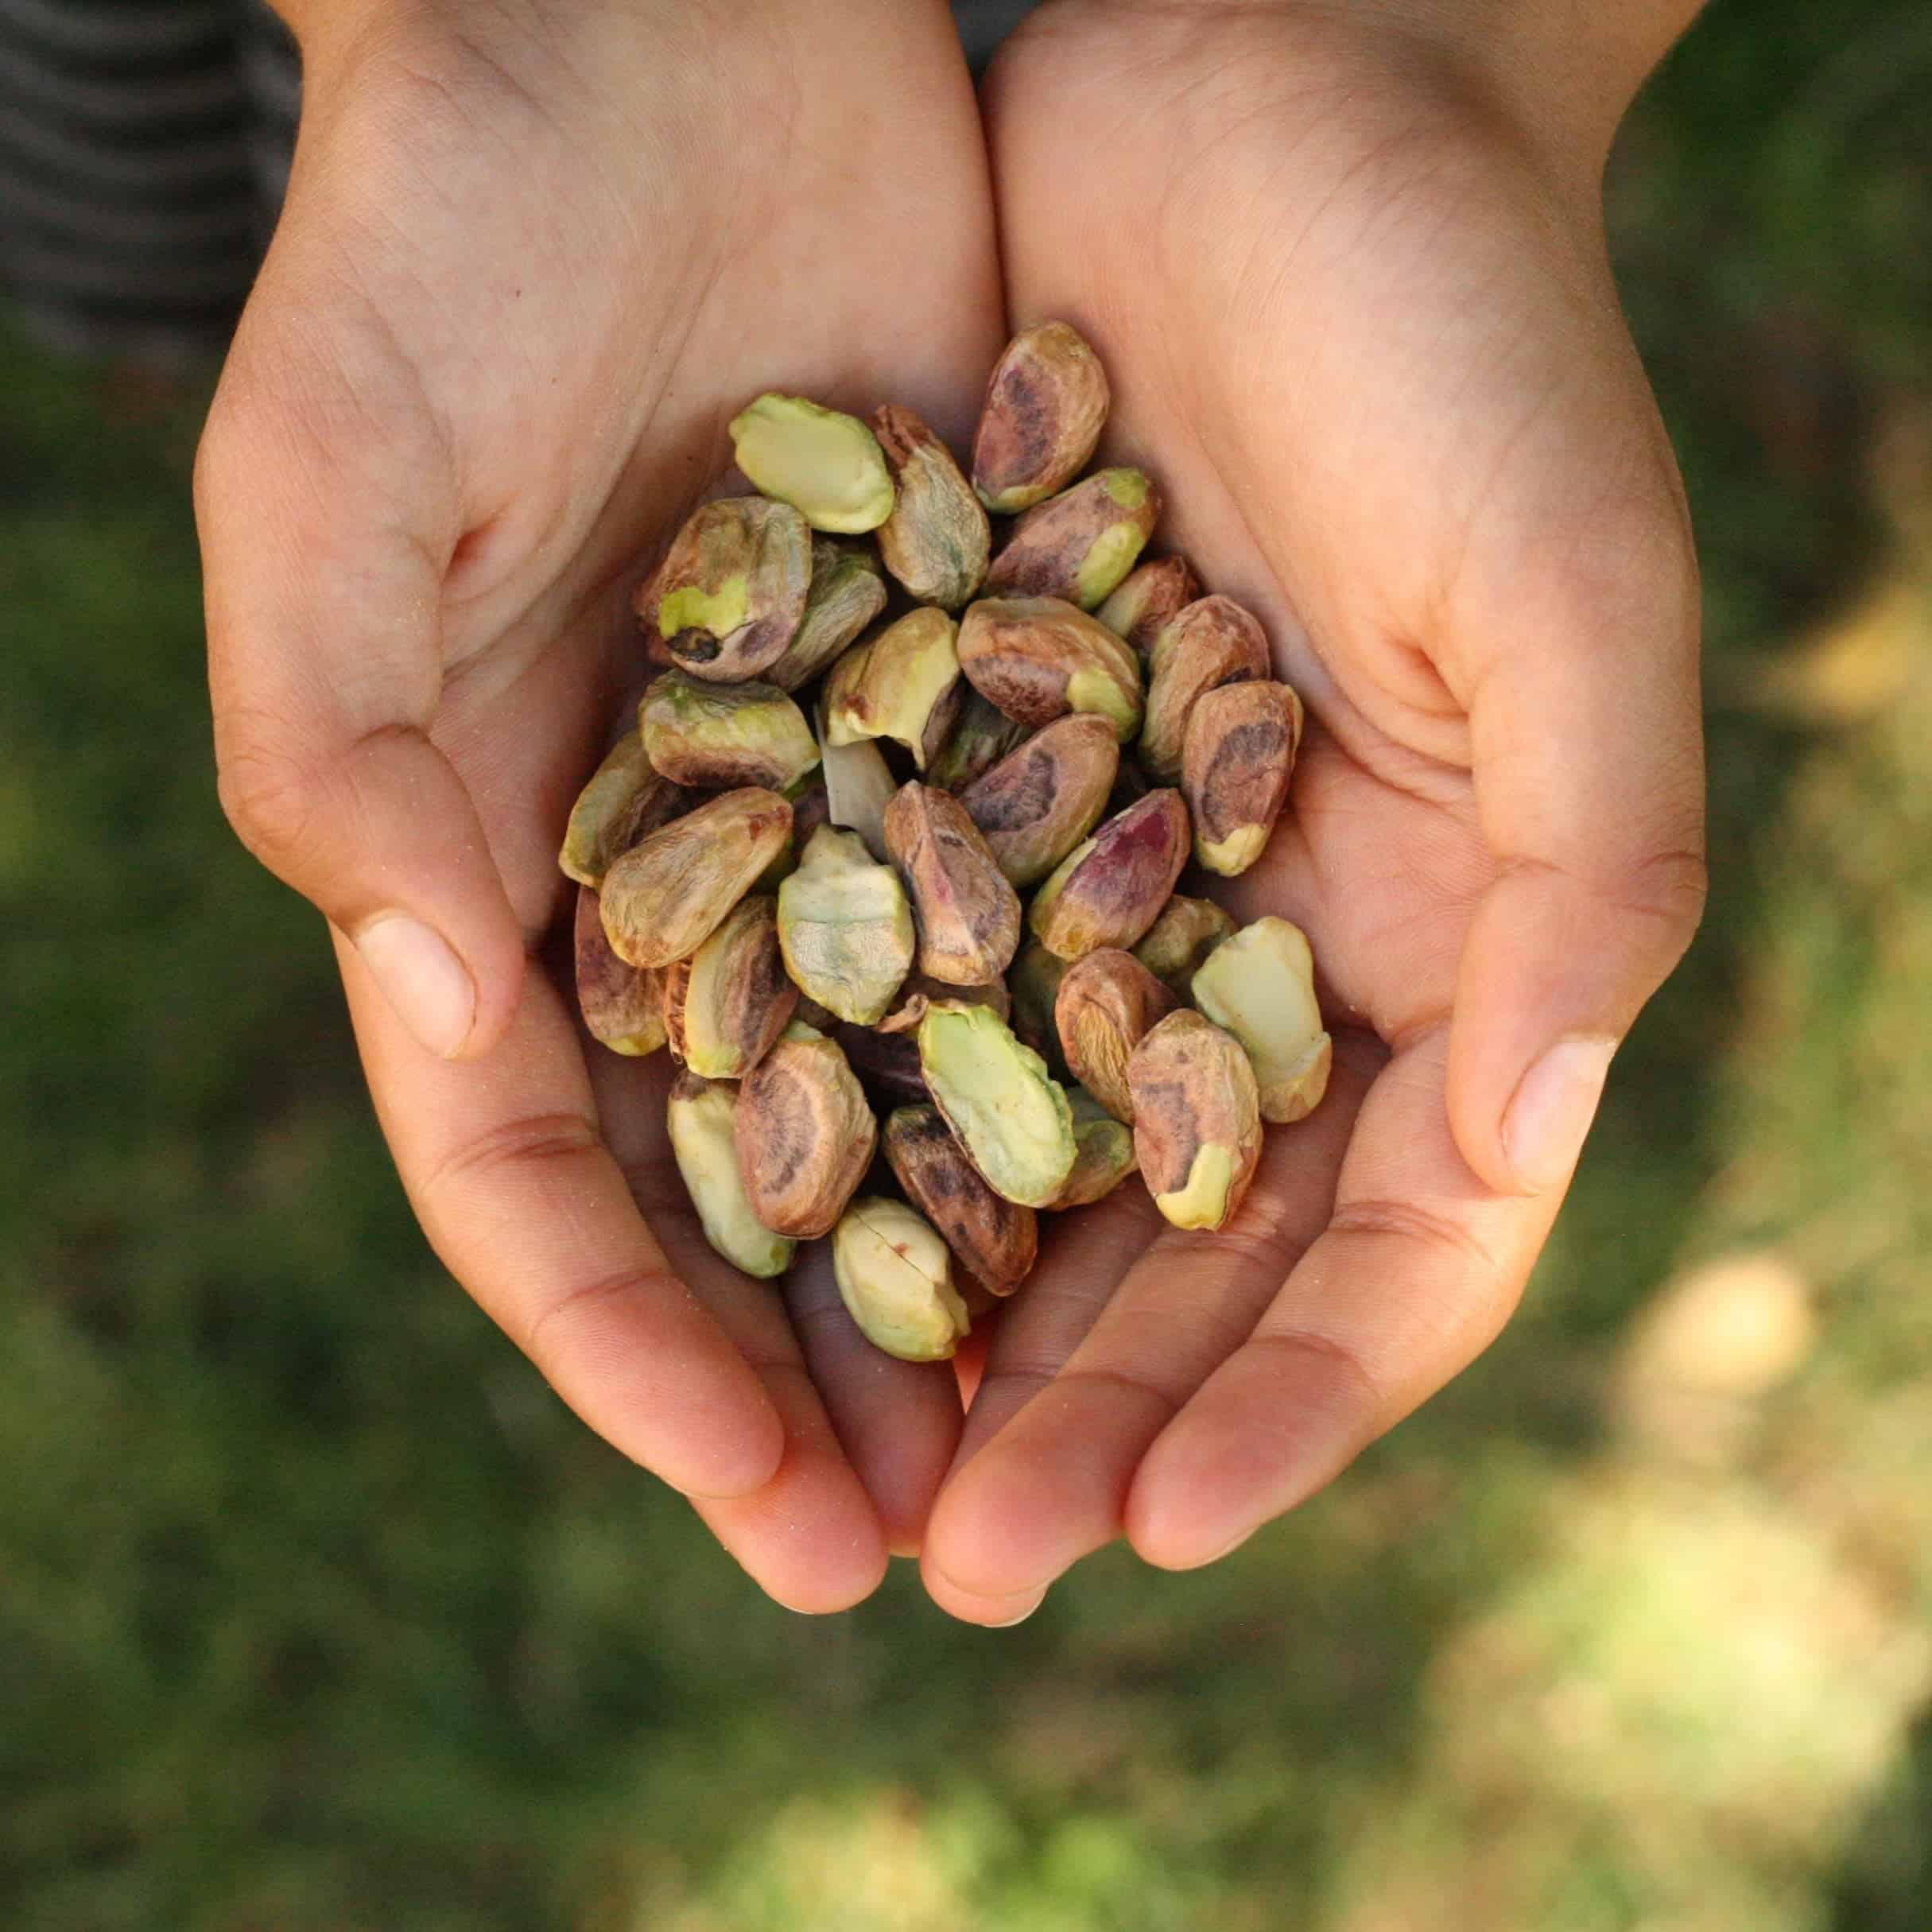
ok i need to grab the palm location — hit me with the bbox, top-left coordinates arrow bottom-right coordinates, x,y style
918,2 -> 1703,1619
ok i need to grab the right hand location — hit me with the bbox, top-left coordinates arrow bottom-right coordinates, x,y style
196,0 -> 1005,1610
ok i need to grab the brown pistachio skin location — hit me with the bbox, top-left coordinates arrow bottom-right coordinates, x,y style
883,782 -> 1022,988
958,712 -> 1119,887
972,321 -> 1111,514
636,496 -> 812,683
1133,894 -> 1236,996
1139,595 -> 1271,782
598,788 -> 792,969
1127,1011 -> 1263,1233
955,596 -> 1143,742
883,1105 -> 1038,1294
735,1030 -> 878,1239
662,894 -> 797,1079
762,538 -> 888,693
1182,680 -> 1305,876
1096,555 -> 1203,662
833,1022 -> 928,1104
872,405 -> 991,610
1028,789 -> 1192,962
638,671 -> 819,791
557,731 -> 692,888
1053,949 -> 1179,1123
573,886 -> 667,1055
981,468 -> 1160,611
925,689 -> 1032,793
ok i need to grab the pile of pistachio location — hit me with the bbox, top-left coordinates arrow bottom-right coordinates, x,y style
560,323 -> 1330,1363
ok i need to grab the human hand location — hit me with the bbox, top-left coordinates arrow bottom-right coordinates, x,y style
196,0 -> 1004,1610
920,0 -> 1708,1622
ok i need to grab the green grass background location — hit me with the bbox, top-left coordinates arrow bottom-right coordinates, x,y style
5,5 -> 1932,1926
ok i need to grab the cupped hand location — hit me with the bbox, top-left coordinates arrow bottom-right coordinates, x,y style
196,0 -> 1004,1610
920,0 -> 1707,1623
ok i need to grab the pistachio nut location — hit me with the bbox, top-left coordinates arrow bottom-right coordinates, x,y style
637,495 -> 812,683
924,687 -> 1031,793
876,971 -> 1011,1035
762,538 -> 889,692
1139,595 -> 1271,781
883,1105 -> 1038,1294
918,1002 -> 1076,1208
832,1196 -> 971,1362
573,885 -> 668,1056
1188,915 -> 1332,1123
1127,1011 -> 1263,1232
823,607 -> 963,770
883,782 -> 1022,987
1053,947 -> 1178,1123
833,1021 -> 928,1104
1007,938 -> 1072,1073
599,786 -> 792,969
557,728 -> 692,886
1028,789 -> 1191,961
982,467 -> 1159,611
638,670 -> 821,792
1132,894 -> 1236,996
776,824 -> 914,1025
1181,680 -> 1304,876
815,716 -> 895,862
1049,1088 -> 1141,1208
662,893 -> 797,1079
971,320 -> 1110,514
735,1023 -> 878,1239
873,403 -> 990,610
1096,554 -> 1203,662
665,1072 -> 796,1278
958,712 -> 1119,886
728,394 -> 894,533
956,596 -> 1143,742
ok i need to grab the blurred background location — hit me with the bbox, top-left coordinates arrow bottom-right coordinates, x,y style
4,3 -> 1930,1927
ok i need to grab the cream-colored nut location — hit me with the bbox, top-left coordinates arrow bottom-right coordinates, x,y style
832,1196 -> 971,1361
873,404 -> 990,610
1028,789 -> 1191,962
598,787 -> 792,970
956,596 -> 1143,742
982,467 -> 1159,611
761,538 -> 889,693
735,1023 -> 877,1238
665,1072 -> 796,1278
1188,915 -> 1331,1123
823,607 -> 962,771
1127,1011 -> 1263,1232
972,320 -> 1110,514
1139,595 -> 1271,781
776,824 -> 914,1025
925,688 -> 1032,793
729,394 -> 894,533
1049,1087 -> 1141,1208
558,729 -> 691,887
637,496 -> 812,683
958,712 -> 1119,886
883,1104 -> 1038,1294
1053,947 -> 1178,1123
662,892 -> 797,1079
917,1002 -> 1076,1208
1181,680 -> 1304,876
573,885 -> 667,1055
638,670 -> 821,792
1132,895 -> 1236,996
1096,555 -> 1203,662
883,782 -> 1022,987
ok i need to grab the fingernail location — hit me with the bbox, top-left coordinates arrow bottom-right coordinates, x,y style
1503,1035 -> 1616,1192
987,1593 -> 1046,1627
355,914 -> 475,1058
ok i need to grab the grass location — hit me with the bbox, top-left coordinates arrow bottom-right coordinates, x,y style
3,2 -> 1931,1925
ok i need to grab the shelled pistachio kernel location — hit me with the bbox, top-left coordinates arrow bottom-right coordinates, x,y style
1053,947 -> 1177,1123
1127,1011 -> 1263,1232
873,403 -> 990,610
958,712 -> 1118,887
762,538 -> 888,693
735,1022 -> 877,1240
662,892 -> 797,1080
1096,554 -> 1202,662
728,394 -> 894,533
1139,594 -> 1271,782
832,1196 -> 971,1362
918,1002 -> 1076,1208
972,320 -> 1110,514
1188,915 -> 1332,1124
557,728 -> 690,887
983,467 -> 1159,611
956,596 -> 1142,742
638,670 -> 820,792
883,782 -> 1022,988
573,885 -> 667,1056
883,1104 -> 1038,1294
1181,680 -> 1304,877
638,495 -> 812,683
665,1073 -> 795,1278
824,606 -> 962,771
1133,895 -> 1236,996
1051,1088 -> 1140,1208
1028,789 -> 1191,962
776,824 -> 914,1026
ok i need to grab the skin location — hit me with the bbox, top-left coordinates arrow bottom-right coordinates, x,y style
200,0 -> 1707,1620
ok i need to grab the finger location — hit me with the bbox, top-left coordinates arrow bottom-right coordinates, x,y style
921,1030 -> 1378,1620
1126,1026 -> 1558,1569
584,1044 -> 890,1613
339,931 -> 785,1503
198,242 -> 525,1064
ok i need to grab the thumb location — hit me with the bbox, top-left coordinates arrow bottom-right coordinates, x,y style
196,255 -> 526,1061
1445,484 -> 1708,1197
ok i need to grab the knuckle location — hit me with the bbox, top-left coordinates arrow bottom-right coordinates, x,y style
213,720 -> 333,879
